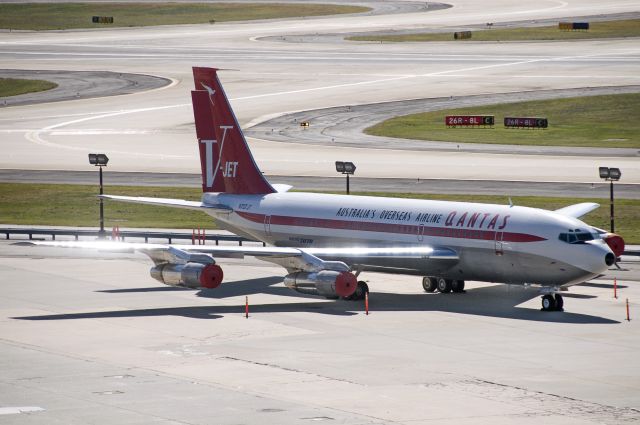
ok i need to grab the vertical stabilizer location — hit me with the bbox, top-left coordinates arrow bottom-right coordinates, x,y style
191,67 -> 275,195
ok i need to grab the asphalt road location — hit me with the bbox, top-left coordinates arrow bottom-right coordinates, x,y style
0,70 -> 171,107
2,169 -> 639,199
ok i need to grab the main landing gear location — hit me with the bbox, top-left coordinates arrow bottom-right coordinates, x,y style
541,293 -> 564,312
422,277 -> 465,294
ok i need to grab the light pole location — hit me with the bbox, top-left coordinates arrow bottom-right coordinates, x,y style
89,153 -> 109,237
599,166 -> 621,233
335,161 -> 356,194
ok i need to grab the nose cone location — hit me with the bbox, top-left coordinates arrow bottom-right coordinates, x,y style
579,241 -> 615,276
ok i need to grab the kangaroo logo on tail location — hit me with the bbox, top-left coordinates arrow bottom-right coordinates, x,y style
191,67 -> 275,195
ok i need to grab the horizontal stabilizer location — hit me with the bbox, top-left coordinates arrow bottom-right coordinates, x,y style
272,184 -> 293,193
554,202 -> 599,219
100,195 -> 232,213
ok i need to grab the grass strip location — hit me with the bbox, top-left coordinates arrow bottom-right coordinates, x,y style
0,183 -> 212,230
0,78 -> 58,97
365,93 -> 640,149
1,183 -> 638,243
0,3 -> 369,31
348,19 -> 640,42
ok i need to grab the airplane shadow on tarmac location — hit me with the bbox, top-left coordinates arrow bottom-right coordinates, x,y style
14,276 -> 619,324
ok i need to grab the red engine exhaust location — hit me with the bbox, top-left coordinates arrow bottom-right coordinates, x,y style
200,264 -> 224,289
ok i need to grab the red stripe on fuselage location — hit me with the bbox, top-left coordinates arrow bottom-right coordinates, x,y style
236,211 -> 546,243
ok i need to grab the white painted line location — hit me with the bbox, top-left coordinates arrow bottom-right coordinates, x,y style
0,406 -> 45,415
50,130 -> 153,136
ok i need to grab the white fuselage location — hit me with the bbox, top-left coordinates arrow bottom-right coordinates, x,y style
202,192 -> 613,288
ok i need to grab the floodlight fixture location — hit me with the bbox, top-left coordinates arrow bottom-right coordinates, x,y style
343,162 -> 356,174
599,166 -> 610,179
335,161 -> 356,194
598,166 -> 622,233
88,153 -> 109,166
609,168 -> 621,181
88,153 -> 109,237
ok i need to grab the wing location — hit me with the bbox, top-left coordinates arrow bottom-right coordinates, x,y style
554,202 -> 599,219
19,240 -> 458,274
100,195 -> 232,213
305,246 -> 459,275
18,240 -> 459,297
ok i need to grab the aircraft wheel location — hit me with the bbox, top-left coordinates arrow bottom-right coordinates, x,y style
345,281 -> 369,301
437,278 -> 452,294
422,276 -> 437,293
554,294 -> 564,311
452,280 -> 465,293
541,294 -> 556,311
353,281 -> 369,300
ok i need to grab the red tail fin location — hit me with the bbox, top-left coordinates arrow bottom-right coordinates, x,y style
191,67 -> 275,195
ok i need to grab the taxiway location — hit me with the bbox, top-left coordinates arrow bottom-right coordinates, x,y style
1,0 -> 639,181
1,240 -> 639,424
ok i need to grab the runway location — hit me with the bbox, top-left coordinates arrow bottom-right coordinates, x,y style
1,240 -> 639,423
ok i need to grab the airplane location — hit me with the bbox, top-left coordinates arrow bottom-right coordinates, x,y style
25,67 -> 626,312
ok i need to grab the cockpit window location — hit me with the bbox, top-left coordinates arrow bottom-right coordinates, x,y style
558,231 -> 595,244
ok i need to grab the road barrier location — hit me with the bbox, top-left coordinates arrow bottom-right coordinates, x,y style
92,16 -> 114,24
2,227 -> 264,246
454,31 -> 472,40
446,115 -> 494,127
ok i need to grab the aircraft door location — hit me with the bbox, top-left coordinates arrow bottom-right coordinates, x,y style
494,231 -> 504,255
264,215 -> 272,236
417,224 -> 425,242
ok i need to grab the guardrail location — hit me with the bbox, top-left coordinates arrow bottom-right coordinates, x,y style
1,227 -> 264,246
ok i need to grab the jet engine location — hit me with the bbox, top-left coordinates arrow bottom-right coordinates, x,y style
284,270 -> 357,298
150,263 -> 224,289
